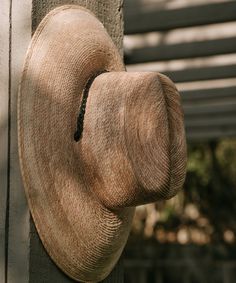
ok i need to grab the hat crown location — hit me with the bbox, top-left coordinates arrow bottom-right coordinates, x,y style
82,71 -> 187,209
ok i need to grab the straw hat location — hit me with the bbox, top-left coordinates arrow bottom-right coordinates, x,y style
18,5 -> 187,282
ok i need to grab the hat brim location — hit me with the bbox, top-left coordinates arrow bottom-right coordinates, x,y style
18,5 -> 134,282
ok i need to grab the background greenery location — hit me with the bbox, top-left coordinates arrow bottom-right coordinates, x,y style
129,139 -> 236,245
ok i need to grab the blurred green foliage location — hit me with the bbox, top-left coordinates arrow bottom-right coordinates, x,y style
185,139 -> 236,243
131,139 -> 236,245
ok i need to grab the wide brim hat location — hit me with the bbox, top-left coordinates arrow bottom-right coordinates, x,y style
18,5 -> 187,282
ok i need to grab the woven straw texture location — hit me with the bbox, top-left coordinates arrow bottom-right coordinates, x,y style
18,5 -> 187,282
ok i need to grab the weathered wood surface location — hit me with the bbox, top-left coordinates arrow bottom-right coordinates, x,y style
164,65 -> 236,83
125,37 -> 236,64
181,86 -> 236,102
7,0 -> 32,283
128,64 -> 236,84
124,1 -> 236,34
2,0 -> 124,282
182,86 -> 236,140
0,1 -> 10,282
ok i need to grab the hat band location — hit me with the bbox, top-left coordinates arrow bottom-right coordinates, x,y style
74,70 -> 108,141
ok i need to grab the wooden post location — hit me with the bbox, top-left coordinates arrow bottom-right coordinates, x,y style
2,1 -> 124,282
0,1 -> 10,282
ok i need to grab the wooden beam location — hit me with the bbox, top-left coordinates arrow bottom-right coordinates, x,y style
164,64 -> 236,83
182,87 -> 236,140
181,86 -> 236,103
183,101 -> 236,116
7,0 -> 32,282
0,1 -> 10,282
29,221 -> 75,283
124,1 -> 236,34
129,65 -> 236,83
185,114 -> 236,128
186,128 -> 236,141
125,37 -> 236,64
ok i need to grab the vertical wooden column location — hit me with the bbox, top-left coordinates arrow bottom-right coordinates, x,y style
0,1 -> 10,282
7,1 -> 32,282
5,1 -> 124,282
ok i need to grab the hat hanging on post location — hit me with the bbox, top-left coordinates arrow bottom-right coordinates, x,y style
18,5 -> 187,282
